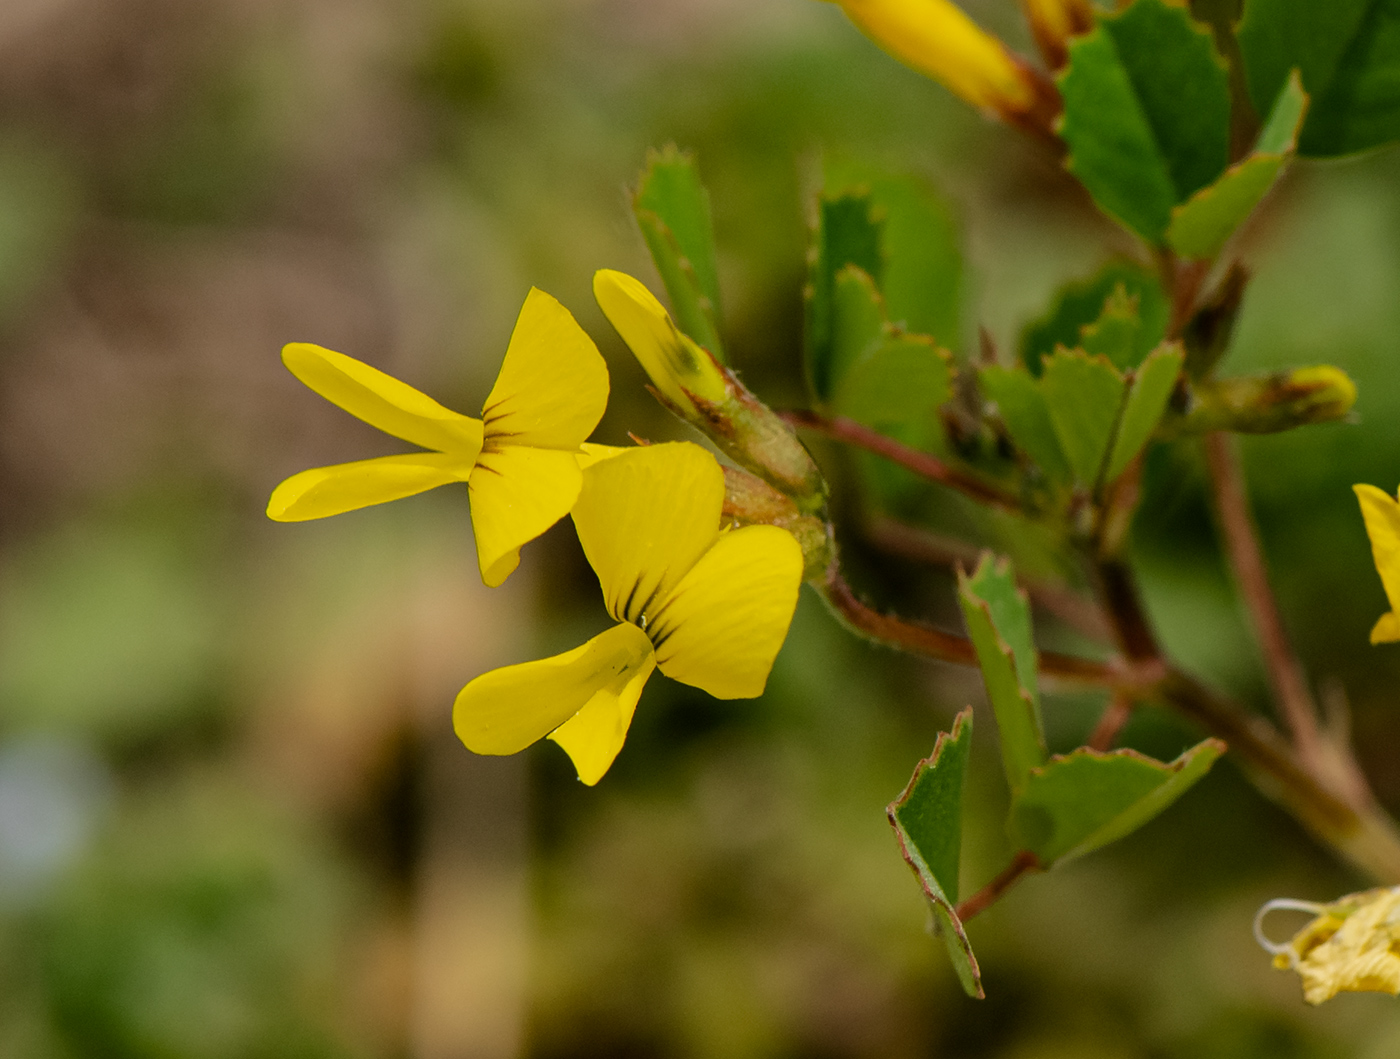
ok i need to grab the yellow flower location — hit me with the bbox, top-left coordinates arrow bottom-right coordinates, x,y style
824,0 -> 1042,120
453,442 -> 804,784
268,288 -> 609,587
1354,483 -> 1400,643
1256,889 -> 1400,1004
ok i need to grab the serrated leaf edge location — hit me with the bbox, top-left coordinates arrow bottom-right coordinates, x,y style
886,707 -> 984,999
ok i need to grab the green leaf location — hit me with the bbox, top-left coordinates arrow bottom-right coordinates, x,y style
958,555 -> 1045,794
1238,0 -> 1400,157
827,266 -> 887,401
805,194 -> 884,400
1167,72 -> 1309,260
887,708 -> 983,998
1105,343 -> 1185,481
980,366 -> 1073,485
1008,738 -> 1225,865
633,146 -> 727,361
1079,284 -> 1147,373
1040,349 -> 1127,487
833,334 -> 953,431
1021,261 -> 1168,375
1059,0 -> 1231,241
825,161 -> 963,344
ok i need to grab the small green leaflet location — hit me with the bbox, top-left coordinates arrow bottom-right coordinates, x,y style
958,555 -> 1045,795
805,193 -> 884,401
1238,0 -> 1400,157
1020,261 -> 1167,375
832,334 -> 954,432
980,366 -> 1073,486
887,708 -> 982,998
824,161 -> 963,345
1104,344 -> 1185,482
1008,738 -> 1225,865
633,146 -> 727,361
1167,71 -> 1310,260
1041,349 -> 1126,487
1058,0 -> 1231,243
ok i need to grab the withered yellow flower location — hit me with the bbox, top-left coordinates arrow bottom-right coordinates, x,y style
454,442 -> 803,785
268,288 -> 608,587
1256,889 -> 1400,1005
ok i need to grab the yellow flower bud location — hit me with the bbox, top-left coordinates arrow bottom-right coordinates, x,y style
826,0 -> 1055,128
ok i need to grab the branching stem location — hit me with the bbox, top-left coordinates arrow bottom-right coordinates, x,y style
1202,431 -> 1326,768
956,851 -> 1041,922
782,410 -> 1022,514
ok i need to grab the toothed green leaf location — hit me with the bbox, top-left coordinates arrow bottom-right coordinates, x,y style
958,555 -> 1044,794
1058,0 -> 1231,242
887,709 -> 982,998
633,145 -> 726,360
1104,343 -> 1184,481
805,194 -> 884,400
1008,739 -> 1225,865
1238,0 -> 1400,157
1040,349 -> 1127,487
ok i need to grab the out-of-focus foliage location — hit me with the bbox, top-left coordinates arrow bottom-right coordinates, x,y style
0,0 -> 1398,1056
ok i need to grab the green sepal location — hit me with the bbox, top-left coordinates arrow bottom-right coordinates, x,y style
979,365 -> 1073,486
1021,261 -> 1167,375
1104,342 -> 1185,481
825,161 -> 963,345
1237,0 -> 1400,158
833,333 -> 954,432
958,555 -> 1045,794
1008,738 -> 1225,865
1040,348 -> 1127,488
632,145 -> 727,361
805,193 -> 884,401
887,708 -> 983,998
1058,0 -> 1231,242
1166,72 -> 1309,260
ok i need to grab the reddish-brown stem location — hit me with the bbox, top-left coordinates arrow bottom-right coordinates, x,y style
1202,432 -> 1325,769
956,851 -> 1041,922
781,410 -> 1022,514
1088,691 -> 1135,751
865,518 -> 1112,643
819,567 -> 1141,687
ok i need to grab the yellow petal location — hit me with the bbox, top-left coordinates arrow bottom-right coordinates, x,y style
548,641 -> 657,785
282,343 -> 484,455
481,287 -> 609,449
592,270 -> 727,416
576,441 -> 629,469
648,525 -> 803,699
832,0 -> 1035,114
468,445 -> 583,587
454,623 -> 655,767
570,442 -> 725,623
1355,484 -> 1400,622
267,452 -> 470,521
1372,612 -> 1400,644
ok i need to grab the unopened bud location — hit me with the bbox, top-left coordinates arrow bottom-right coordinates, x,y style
1160,365 -> 1356,436
595,269 -> 829,511
723,466 -> 833,580
824,0 -> 1059,132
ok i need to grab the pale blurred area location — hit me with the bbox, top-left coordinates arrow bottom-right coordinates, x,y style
2,1 -> 1400,1057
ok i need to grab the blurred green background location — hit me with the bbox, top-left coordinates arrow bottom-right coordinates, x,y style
1,0 -> 1400,1056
